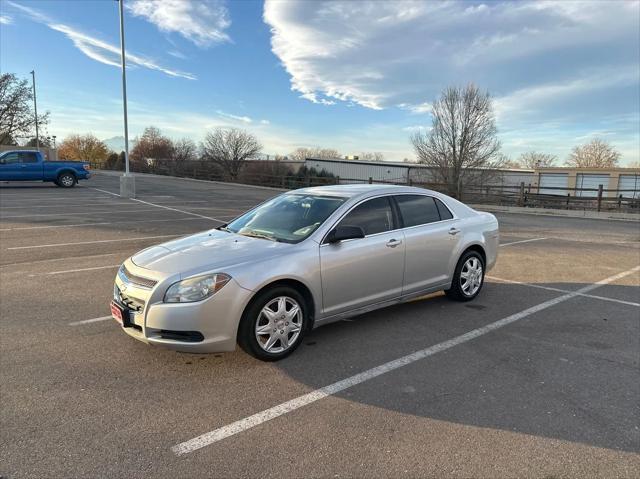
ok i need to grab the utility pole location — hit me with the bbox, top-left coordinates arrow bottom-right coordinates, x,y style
117,0 -> 135,197
30,70 -> 39,150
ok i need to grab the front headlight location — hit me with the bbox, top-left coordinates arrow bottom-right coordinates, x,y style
164,273 -> 231,303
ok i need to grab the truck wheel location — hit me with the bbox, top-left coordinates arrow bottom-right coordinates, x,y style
56,172 -> 76,188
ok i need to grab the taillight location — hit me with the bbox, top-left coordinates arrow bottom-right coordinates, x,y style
83,164 -> 91,170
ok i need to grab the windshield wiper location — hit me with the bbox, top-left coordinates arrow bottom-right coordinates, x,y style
240,230 -> 279,242
217,224 -> 232,233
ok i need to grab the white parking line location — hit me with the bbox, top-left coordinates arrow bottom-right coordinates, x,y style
69,316 -> 112,326
0,252 -> 125,268
0,202 -> 137,209
88,187 -> 229,222
0,216 -> 205,231
0,208 -> 157,219
7,234 -> 182,250
487,275 -> 640,307
89,187 -> 120,197
130,198 -> 227,222
28,264 -> 120,277
0,196 -> 113,202
500,237 -> 547,247
171,265 -> 640,455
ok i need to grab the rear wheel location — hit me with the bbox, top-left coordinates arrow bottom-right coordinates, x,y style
445,250 -> 485,302
238,286 -> 308,361
56,172 -> 76,188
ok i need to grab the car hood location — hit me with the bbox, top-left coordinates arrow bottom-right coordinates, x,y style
131,229 -> 290,276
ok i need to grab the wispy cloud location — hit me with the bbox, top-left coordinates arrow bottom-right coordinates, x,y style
0,14 -> 12,25
7,1 -> 196,80
216,110 -> 252,124
128,0 -> 231,47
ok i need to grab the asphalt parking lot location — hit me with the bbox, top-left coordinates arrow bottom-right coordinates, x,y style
1,172 -> 639,478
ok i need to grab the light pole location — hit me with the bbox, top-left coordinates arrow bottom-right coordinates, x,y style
52,135 -> 57,148
117,0 -> 135,197
30,70 -> 39,150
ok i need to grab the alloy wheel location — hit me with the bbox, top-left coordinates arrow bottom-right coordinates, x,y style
60,175 -> 74,187
255,296 -> 303,353
460,257 -> 483,296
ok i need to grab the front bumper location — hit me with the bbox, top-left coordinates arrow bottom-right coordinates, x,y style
114,260 -> 253,353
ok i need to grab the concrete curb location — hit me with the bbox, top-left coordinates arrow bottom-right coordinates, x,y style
93,170 -> 638,221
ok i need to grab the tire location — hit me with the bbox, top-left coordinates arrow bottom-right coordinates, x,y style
238,286 -> 309,361
445,250 -> 485,302
56,172 -> 76,188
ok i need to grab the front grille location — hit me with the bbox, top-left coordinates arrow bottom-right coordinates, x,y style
118,265 -> 157,289
115,284 -> 146,312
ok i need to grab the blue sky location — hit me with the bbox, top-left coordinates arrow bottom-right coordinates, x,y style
1,0 -> 638,165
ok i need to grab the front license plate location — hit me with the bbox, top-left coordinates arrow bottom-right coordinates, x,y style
111,301 -> 124,325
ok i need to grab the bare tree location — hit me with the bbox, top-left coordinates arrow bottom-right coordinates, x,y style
498,154 -> 522,169
58,134 -> 109,163
0,73 -> 50,145
201,127 -> 262,179
359,152 -> 385,162
172,138 -> 197,162
518,151 -> 557,168
410,84 -> 501,198
566,139 -> 620,168
289,147 -> 341,161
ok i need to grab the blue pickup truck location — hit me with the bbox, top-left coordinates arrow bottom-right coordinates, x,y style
0,150 -> 91,187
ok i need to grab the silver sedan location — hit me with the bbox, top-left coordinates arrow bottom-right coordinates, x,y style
112,185 -> 499,361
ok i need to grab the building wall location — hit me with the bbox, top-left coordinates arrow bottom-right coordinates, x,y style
304,157 -> 535,188
305,158 -> 410,183
532,167 -> 640,198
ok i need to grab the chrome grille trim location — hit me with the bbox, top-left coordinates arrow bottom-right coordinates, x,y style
118,265 -> 157,289
115,284 -> 146,312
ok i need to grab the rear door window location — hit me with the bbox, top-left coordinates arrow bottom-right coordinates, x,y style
434,198 -> 453,220
339,196 -> 395,236
19,152 -> 39,163
395,195 -> 441,227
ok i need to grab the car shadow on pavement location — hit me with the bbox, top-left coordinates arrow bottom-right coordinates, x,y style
268,281 -> 640,454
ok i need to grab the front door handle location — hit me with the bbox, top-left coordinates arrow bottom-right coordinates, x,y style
448,227 -> 460,236
386,239 -> 402,248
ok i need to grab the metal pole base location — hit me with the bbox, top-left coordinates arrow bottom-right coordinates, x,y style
120,173 -> 136,198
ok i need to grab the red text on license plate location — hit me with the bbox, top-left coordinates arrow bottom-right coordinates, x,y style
111,302 -> 123,325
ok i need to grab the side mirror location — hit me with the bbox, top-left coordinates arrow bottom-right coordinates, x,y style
327,225 -> 365,243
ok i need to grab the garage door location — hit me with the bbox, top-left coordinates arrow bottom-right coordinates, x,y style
618,174 -> 640,198
539,173 -> 568,195
575,174 -> 610,197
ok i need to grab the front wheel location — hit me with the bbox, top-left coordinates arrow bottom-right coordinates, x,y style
238,286 -> 308,361
445,251 -> 485,302
56,172 -> 76,188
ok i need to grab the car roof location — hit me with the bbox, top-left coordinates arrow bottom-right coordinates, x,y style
291,183 -> 436,199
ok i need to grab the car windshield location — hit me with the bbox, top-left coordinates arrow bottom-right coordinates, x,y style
225,194 -> 346,243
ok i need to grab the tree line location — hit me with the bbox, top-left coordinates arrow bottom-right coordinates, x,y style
409,84 -> 625,198
1,72 -> 631,195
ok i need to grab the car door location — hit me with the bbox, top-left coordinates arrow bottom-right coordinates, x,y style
0,152 -> 21,180
319,195 -> 405,316
18,152 -> 42,180
393,194 -> 459,295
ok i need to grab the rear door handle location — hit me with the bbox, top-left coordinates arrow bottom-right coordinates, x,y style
448,227 -> 460,236
386,239 -> 402,248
